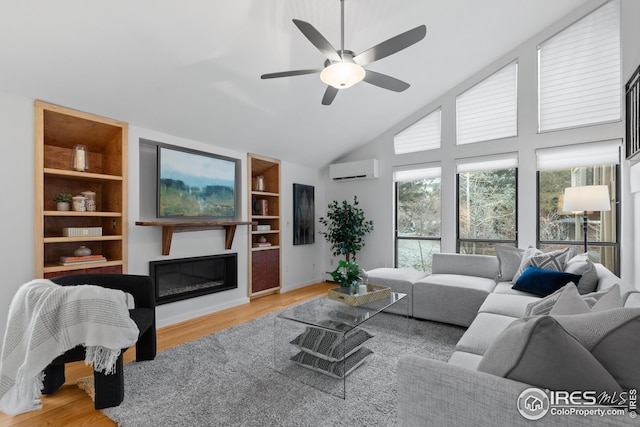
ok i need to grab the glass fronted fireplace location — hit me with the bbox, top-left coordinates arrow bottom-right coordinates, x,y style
150,253 -> 237,305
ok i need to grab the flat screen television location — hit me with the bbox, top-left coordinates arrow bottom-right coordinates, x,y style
157,144 -> 238,218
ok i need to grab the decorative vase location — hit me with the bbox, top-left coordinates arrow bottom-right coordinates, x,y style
56,202 -> 70,211
74,246 -> 91,256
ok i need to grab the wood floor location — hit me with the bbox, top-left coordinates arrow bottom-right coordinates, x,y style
0,282 -> 334,427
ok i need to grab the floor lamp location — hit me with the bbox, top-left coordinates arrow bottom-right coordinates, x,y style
562,185 -> 611,254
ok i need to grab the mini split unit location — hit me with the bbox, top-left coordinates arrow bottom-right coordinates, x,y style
329,159 -> 379,181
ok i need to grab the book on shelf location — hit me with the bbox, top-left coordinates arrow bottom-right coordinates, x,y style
253,242 -> 272,248
59,255 -> 107,265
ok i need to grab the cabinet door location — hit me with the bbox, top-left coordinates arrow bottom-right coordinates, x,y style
251,250 -> 280,293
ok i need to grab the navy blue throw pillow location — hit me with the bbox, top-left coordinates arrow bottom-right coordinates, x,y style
512,266 -> 582,297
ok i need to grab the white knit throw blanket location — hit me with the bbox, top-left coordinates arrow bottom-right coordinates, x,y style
0,279 -> 140,415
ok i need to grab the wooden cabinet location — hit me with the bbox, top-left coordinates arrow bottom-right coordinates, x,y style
34,101 -> 128,278
248,153 -> 281,297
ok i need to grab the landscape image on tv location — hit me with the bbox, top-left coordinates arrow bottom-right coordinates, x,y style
158,146 -> 236,218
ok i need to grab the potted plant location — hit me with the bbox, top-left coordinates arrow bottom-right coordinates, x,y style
329,260 -> 362,290
319,195 -> 373,262
53,193 -> 73,211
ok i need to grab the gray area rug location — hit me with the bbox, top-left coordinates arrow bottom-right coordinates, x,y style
101,303 -> 465,427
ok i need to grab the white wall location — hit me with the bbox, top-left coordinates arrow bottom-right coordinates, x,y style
324,0 -> 639,285
280,161 -> 326,290
0,92 -> 35,337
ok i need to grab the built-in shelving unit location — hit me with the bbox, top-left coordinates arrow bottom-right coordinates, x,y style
248,153 -> 281,297
34,101 -> 128,278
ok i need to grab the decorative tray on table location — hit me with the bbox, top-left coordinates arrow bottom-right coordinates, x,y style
327,284 -> 391,306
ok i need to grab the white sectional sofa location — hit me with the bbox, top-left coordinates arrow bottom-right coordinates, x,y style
366,251 -> 640,427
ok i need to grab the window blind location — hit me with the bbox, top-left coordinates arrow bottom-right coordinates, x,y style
393,165 -> 441,182
456,153 -> 518,174
536,140 -> 621,170
394,108 -> 441,154
456,62 -> 518,145
538,0 -> 621,132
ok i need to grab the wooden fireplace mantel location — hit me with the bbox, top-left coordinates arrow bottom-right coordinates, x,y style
135,221 -> 255,255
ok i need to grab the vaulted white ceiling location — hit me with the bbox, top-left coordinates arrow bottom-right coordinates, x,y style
0,0 -> 587,167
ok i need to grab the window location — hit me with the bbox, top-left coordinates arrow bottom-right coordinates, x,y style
537,141 -> 620,274
394,108 -> 441,154
457,154 -> 518,255
538,0 -> 621,132
395,166 -> 441,272
456,61 -> 518,145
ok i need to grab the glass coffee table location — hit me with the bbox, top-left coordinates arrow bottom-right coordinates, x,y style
273,288 -> 407,399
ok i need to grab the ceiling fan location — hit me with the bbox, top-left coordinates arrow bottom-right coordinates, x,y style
261,0 -> 426,105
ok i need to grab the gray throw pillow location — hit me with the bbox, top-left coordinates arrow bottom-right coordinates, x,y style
564,253 -> 599,294
512,247 -> 575,282
477,316 -> 622,394
525,284 -> 622,316
553,307 -> 640,391
495,246 -> 525,282
549,283 -> 622,315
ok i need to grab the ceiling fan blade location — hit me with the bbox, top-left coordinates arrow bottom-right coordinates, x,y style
292,19 -> 342,62
363,70 -> 410,92
354,25 -> 427,66
261,69 -> 322,79
322,86 -> 339,105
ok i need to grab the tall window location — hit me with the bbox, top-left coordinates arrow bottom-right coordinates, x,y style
538,0 -> 621,132
395,166 -> 441,273
457,155 -> 518,255
456,61 -> 518,145
394,108 -> 441,154
537,141 -> 620,274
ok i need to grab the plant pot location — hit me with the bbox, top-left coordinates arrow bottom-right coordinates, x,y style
56,202 -> 70,211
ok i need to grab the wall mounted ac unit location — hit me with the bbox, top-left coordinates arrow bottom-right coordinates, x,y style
329,159 -> 379,181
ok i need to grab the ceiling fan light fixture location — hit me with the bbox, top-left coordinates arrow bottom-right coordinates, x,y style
320,62 -> 366,89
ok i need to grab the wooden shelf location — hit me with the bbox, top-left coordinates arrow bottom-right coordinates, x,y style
44,210 -> 122,217
44,260 -> 123,274
34,101 -> 128,277
136,221 -> 255,255
44,167 -> 123,182
44,235 -> 123,244
248,153 -> 281,297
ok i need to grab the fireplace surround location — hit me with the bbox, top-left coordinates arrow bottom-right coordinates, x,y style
150,253 -> 237,305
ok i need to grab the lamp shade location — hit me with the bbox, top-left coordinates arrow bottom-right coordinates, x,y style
562,185 -> 611,213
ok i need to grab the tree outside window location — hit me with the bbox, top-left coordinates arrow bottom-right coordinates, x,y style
395,176 -> 441,272
457,168 -> 517,255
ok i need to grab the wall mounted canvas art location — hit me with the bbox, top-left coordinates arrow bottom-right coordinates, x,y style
293,184 -> 315,245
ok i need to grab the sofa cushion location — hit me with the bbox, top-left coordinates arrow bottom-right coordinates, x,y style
365,267 -> 427,316
549,283 -> 622,315
494,245 -> 525,282
478,293 -> 540,318
492,282 -> 537,297
564,253 -> 599,294
477,315 -> 622,394
413,275 -> 497,327
512,265 -> 581,297
512,247 -> 575,282
626,292 -> 640,308
553,308 -> 640,390
455,313 -> 516,356
447,351 -> 483,371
